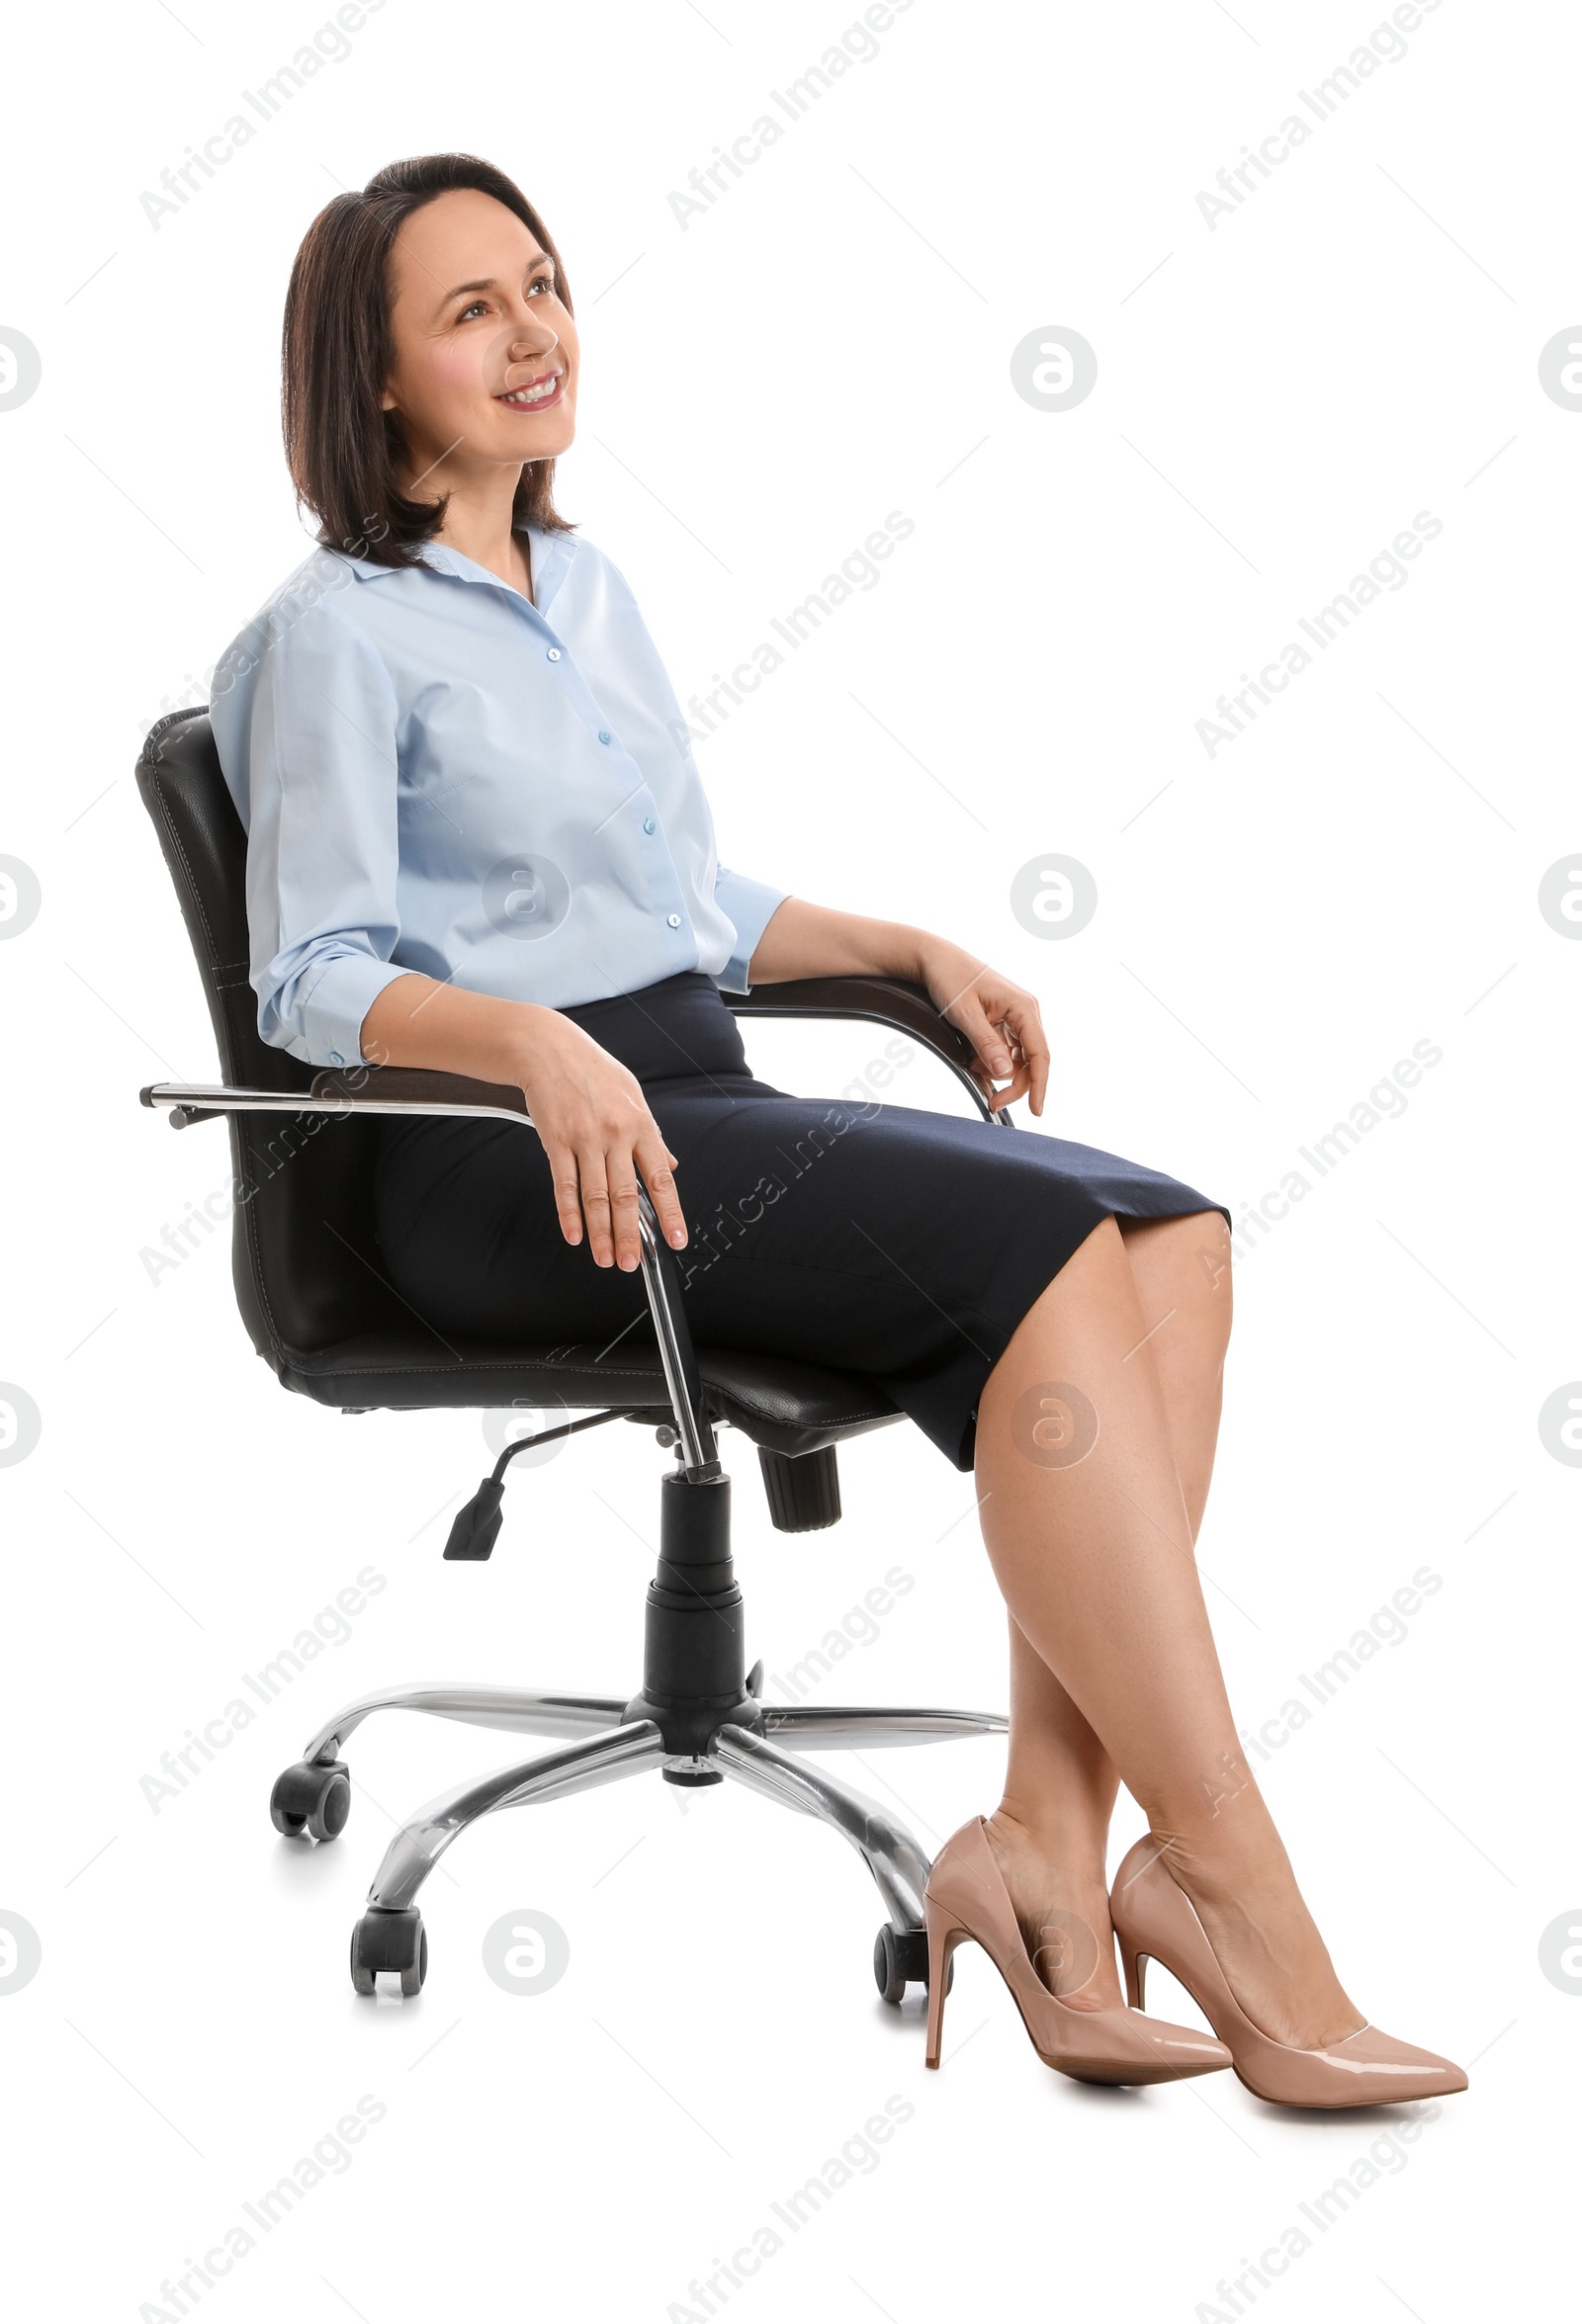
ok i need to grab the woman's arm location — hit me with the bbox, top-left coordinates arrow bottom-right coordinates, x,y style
360,976 -> 690,1268
745,897 -> 1051,1118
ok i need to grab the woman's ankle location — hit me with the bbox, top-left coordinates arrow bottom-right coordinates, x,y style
1140,1788 -> 1294,1903
987,1797 -> 1112,1882
982,1806 -> 1121,2006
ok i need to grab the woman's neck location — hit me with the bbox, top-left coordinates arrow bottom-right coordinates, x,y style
420,467 -> 533,599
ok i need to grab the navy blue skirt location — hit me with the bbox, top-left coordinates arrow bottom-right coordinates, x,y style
372,973 -> 1227,1471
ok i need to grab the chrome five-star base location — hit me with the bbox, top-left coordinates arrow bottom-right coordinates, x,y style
271,1674 -> 1006,2001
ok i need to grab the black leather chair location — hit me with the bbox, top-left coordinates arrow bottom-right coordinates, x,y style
136,706 -> 1009,2002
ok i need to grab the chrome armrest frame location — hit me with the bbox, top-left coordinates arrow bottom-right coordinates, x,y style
141,1081 -> 519,1130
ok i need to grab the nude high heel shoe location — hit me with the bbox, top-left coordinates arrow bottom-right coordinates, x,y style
1108,1836 -> 1469,2109
923,1817 -> 1232,2085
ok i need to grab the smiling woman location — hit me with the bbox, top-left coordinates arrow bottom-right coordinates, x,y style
205,150 -> 1467,2106
281,155 -> 577,579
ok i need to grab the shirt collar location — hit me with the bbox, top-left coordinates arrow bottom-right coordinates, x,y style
335,523 -> 575,617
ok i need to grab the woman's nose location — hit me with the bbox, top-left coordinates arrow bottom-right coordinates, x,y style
488,317 -> 560,387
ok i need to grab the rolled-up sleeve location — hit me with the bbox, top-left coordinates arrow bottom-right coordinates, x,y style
211,595 -> 412,1069
711,866 -> 790,993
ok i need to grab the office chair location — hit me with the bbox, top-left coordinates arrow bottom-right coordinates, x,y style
135,707 -> 1010,2001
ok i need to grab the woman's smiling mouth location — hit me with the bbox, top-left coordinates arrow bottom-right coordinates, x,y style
495,368 -> 565,411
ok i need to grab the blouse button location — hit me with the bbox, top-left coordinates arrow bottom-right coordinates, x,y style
546,646 -> 562,661
643,817 -> 657,834
329,1051 -> 345,1067
597,730 -> 612,744
666,912 -> 681,928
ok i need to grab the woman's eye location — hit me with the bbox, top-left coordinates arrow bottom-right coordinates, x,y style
456,277 -> 551,323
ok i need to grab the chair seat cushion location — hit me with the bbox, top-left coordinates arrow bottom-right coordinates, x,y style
271,1333 -> 903,1456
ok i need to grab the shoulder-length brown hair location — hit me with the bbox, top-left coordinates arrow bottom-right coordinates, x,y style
282,152 -> 576,568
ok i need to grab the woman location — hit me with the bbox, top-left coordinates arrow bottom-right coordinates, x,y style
211,153 -> 1464,2107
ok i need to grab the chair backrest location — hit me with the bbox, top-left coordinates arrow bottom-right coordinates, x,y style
137,707 -> 411,1367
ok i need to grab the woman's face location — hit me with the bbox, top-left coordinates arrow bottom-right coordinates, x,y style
380,187 -> 578,493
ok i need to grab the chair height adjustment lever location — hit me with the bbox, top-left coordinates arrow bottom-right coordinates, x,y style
441,1406 -> 648,1561
444,1476 -> 507,1562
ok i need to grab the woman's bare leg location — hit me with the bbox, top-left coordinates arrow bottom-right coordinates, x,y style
1112,1209 -> 1232,1531
985,1211 -> 1233,2005
975,1213 -> 1361,2048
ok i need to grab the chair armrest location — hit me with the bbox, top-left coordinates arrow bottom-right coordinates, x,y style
140,1066 -> 533,1131
723,974 -> 1011,1125
311,1064 -> 529,1115
138,1065 -> 723,1472
140,978 -> 1014,1131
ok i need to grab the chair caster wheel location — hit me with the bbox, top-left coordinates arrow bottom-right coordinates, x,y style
873,1923 -> 950,2005
350,1908 -> 427,1999
270,1760 -> 351,1842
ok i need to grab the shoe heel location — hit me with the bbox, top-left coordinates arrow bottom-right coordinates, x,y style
1118,1937 -> 1148,2011
924,1903 -> 969,2070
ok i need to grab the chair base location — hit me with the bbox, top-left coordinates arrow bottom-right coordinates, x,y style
274,1463 -> 1006,2000
272,1674 -> 1007,2000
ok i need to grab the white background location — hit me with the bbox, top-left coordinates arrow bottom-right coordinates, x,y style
1,1 -> 1576,2317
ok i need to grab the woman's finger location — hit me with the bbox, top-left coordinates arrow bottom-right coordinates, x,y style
945,998 -> 1010,1084
956,990 -> 1046,1113
577,1146 -> 615,1267
638,1134 -> 689,1251
603,1147 -> 644,1271
997,993 -> 1051,1117
1022,1008 -> 1051,1117
547,1141 -> 585,1247
978,1058 -> 1033,1110
967,997 -> 1016,1077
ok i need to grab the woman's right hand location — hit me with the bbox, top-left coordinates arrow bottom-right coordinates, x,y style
359,975 -> 687,1268
509,1006 -> 688,1269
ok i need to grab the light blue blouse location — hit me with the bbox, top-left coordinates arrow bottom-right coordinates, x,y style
208,524 -> 790,1070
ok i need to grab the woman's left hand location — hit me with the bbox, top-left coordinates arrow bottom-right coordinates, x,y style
916,941 -> 1050,1117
